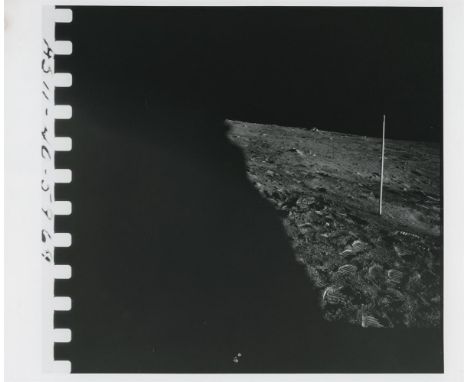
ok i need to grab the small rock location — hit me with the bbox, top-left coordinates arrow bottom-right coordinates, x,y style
407,272 -> 422,289
368,264 -> 384,280
233,352 -> 242,364
299,227 -> 310,235
322,286 -> 346,305
351,240 -> 365,252
393,245 -> 415,261
337,264 -> 357,276
387,269 -> 403,285
362,314 -> 384,328
306,266 -> 326,288
287,148 -> 305,156
340,249 -> 354,258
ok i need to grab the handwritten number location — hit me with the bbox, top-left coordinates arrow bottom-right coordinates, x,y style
41,229 -> 52,243
41,145 -> 51,160
43,39 -> 53,59
41,179 -> 50,192
41,39 -> 56,263
41,59 -> 52,74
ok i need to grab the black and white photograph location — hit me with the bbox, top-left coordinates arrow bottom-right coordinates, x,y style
4,1 -> 465,380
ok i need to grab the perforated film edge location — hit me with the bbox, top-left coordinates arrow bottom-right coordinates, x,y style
42,6 -> 73,373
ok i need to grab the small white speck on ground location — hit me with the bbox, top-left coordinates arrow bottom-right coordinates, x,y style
233,352 -> 242,363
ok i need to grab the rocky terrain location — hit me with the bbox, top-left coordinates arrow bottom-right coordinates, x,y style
227,120 -> 442,328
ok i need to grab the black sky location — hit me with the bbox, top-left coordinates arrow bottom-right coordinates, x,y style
56,6 -> 442,141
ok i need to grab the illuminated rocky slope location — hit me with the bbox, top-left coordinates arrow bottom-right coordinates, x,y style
227,120 -> 441,328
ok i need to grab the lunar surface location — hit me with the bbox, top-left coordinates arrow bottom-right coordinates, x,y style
227,120 -> 441,328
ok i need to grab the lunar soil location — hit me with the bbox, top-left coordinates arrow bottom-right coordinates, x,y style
227,120 -> 441,328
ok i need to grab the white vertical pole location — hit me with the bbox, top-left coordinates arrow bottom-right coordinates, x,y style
379,114 -> 386,215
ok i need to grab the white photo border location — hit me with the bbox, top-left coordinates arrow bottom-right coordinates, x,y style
5,0 -> 464,381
